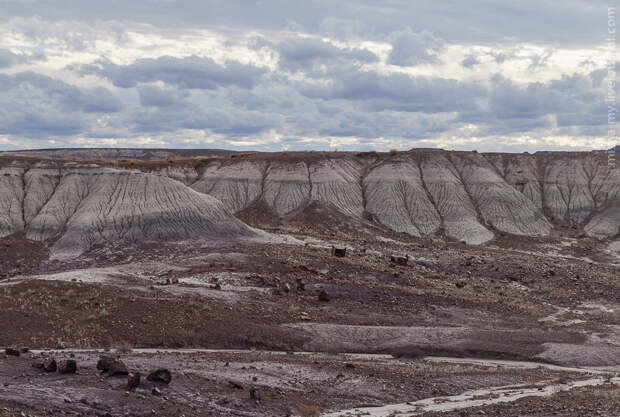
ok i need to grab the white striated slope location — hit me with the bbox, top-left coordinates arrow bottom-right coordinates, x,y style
364,157 -> 440,237
4,151 -> 617,252
585,200 -> 620,239
175,152 -> 571,244
191,161 -> 263,213
0,161 -> 255,259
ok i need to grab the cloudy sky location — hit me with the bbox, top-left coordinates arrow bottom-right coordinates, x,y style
0,0 -> 617,152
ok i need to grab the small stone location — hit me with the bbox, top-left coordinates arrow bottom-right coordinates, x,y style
318,289 -> 331,302
250,388 -> 260,401
127,372 -> 141,390
5,348 -> 20,357
151,387 -> 161,396
43,358 -> 57,372
229,380 -> 244,390
390,255 -> 408,266
331,246 -> 346,257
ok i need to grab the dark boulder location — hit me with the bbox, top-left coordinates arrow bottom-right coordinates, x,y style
318,289 -> 331,302
58,359 -> 77,374
5,348 -> 20,357
97,356 -> 128,375
250,387 -> 260,401
147,368 -> 172,385
96,356 -> 115,372
390,255 -> 409,266
127,372 -> 141,390
229,380 -> 244,389
331,246 -> 346,257
32,359 -> 56,372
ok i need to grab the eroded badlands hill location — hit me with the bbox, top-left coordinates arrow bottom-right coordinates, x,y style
154,150 -> 620,244
0,160 -> 255,258
1,149 -> 618,257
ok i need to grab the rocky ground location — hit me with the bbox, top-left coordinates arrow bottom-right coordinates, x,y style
0,150 -> 619,416
0,349 -> 607,417
1,215 -> 619,416
422,383 -> 620,417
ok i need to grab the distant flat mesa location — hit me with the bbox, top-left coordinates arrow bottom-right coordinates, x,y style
5,148 -> 245,160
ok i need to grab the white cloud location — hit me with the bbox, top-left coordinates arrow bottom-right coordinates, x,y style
0,3 -> 615,152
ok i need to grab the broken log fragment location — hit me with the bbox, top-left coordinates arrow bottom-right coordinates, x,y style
390,255 -> 409,266
147,368 -> 172,384
318,289 -> 331,302
331,246 -> 346,257
127,372 -> 141,390
58,359 -> 77,374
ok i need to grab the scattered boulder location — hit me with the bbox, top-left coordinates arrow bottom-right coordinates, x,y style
318,289 -> 331,302
44,358 -> 57,372
97,356 -> 114,372
127,372 -> 141,390
296,278 -> 305,291
390,255 -> 409,266
229,380 -> 244,390
97,356 -> 128,375
331,246 -> 346,257
5,348 -> 20,357
152,387 -> 161,396
456,280 -> 467,288
58,359 -> 77,374
107,360 -> 129,376
250,387 -> 260,401
33,358 -> 57,372
147,368 -> 172,385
